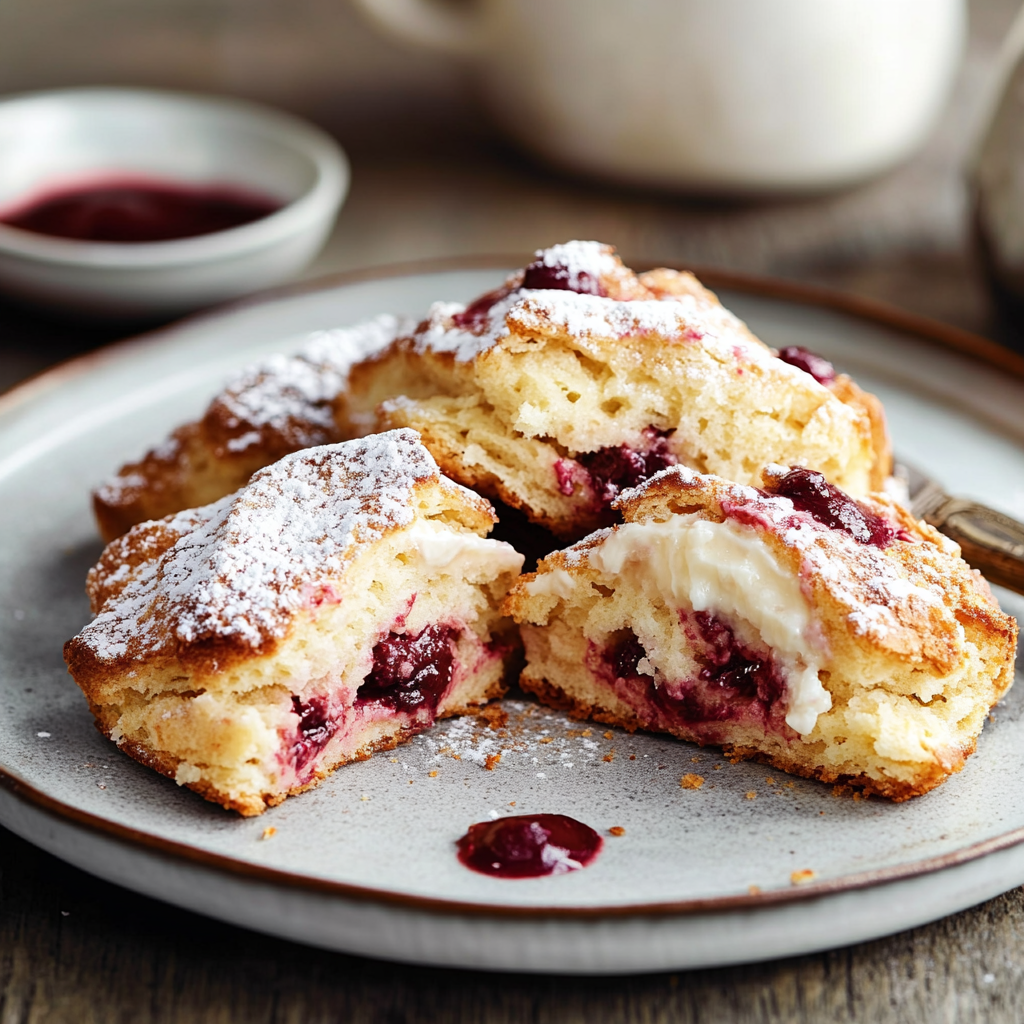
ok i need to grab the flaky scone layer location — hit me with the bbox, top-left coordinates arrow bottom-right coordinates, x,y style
504,466 -> 1017,799
347,241 -> 890,540
68,430 -> 524,815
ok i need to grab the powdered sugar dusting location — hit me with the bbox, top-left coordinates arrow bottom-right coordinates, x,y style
512,291 -> 732,347
414,700 -> 609,771
214,314 -> 411,452
405,240 -> 770,368
80,430 -> 441,662
531,240 -> 618,290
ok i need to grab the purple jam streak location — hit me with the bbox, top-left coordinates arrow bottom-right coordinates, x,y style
690,613 -> 786,707
2,178 -> 281,243
777,346 -> 836,386
355,624 -> 456,713
456,814 -> 603,878
574,429 -> 677,507
290,695 -> 339,775
601,618 -> 789,739
769,468 -> 895,547
610,631 -> 647,681
521,259 -> 607,296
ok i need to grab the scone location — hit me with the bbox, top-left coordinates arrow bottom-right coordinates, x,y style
93,314 -> 408,542
346,240 -> 890,540
66,430 -> 524,815
504,465 -> 1017,799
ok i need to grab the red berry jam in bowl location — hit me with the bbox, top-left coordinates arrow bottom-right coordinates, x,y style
1,179 -> 281,243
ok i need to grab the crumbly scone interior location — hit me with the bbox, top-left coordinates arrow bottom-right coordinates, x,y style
507,470 -> 1017,799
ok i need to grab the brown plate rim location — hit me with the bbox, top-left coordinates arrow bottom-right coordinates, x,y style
1,254 -> 1022,921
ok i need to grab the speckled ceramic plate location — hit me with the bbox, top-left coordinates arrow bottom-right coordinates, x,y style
1,261 -> 1022,974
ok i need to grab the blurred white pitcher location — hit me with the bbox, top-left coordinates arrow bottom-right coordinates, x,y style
351,0 -> 965,193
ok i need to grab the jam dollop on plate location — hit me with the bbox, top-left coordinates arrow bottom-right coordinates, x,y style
457,813 -> 604,878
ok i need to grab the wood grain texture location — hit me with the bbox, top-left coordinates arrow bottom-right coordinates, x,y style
0,825 -> 1022,1024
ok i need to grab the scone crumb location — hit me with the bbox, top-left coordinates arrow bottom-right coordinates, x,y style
748,885 -> 761,896
680,773 -> 704,790
690,756 -> 701,764
261,826 -> 277,840
602,752 -> 615,763
539,737 -> 554,744
608,826 -> 626,837
766,777 -> 776,786
509,801 -> 516,806
360,793 -> 371,802
581,729 -> 593,738
480,706 -> 509,730
713,764 -> 723,771
745,791 -> 756,800
428,770 -> 438,778
791,869 -> 815,885
629,754 -> 636,760
603,731 -> 614,740
484,753 -> 502,771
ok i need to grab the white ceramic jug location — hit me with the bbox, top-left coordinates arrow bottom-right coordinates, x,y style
351,0 -> 965,194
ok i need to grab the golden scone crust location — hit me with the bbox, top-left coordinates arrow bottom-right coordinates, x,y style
68,429 -> 523,815
347,241 -> 891,541
93,315 -> 408,542
504,465 -> 1017,800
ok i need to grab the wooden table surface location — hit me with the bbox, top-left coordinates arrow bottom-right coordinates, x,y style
2,1 -> 1024,1020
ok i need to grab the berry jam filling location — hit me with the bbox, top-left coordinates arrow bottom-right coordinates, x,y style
777,346 -> 836,386
689,613 -> 786,709
521,259 -> 608,296
563,428 -> 676,510
451,284 -> 514,332
355,624 -> 457,714
601,617 -> 789,737
290,695 -> 339,775
610,631 -> 647,681
768,468 -> 895,548
456,814 -> 603,878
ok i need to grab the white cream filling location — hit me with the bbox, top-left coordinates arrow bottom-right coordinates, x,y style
524,567 -> 577,600
589,515 -> 831,737
403,521 -> 525,578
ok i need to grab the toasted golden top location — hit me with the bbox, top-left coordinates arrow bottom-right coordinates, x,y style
72,430 -> 495,673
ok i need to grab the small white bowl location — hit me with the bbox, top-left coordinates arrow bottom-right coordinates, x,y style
0,88 -> 349,318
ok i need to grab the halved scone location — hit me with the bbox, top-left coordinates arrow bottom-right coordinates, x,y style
504,465 -> 1017,799
347,241 -> 890,540
67,429 -> 524,815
